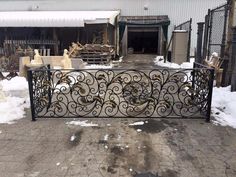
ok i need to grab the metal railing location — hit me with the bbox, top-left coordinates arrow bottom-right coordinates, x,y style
27,63 -> 214,121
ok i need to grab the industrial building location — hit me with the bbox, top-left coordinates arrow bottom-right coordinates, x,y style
0,0 -> 225,57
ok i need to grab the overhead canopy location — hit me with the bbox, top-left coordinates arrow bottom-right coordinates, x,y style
119,15 -> 170,26
0,11 -> 120,27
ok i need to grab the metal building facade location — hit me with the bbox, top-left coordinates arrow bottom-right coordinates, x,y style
0,0 -> 226,51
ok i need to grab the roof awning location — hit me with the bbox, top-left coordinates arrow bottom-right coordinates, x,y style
0,11 -> 120,27
119,16 -> 170,26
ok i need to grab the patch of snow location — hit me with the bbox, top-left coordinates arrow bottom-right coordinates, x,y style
70,135 -> 76,141
0,76 -> 29,124
212,86 -> 236,129
1,72 -> 10,77
112,56 -> 123,63
129,168 -> 133,172
129,121 -> 145,126
107,124 -> 111,126
66,120 -> 98,127
0,96 -> 29,124
0,77 -> 28,91
174,30 -> 187,32
104,145 -> 109,149
56,162 -> 60,166
104,134 -> 109,141
84,64 -> 113,69
136,129 -> 142,132
0,130 -> 2,134
117,134 -> 121,140
154,56 -> 194,69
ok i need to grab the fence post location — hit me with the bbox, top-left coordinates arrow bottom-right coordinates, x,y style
187,18 -> 192,62
207,10 -> 213,58
196,22 -> 205,63
46,64 -> 52,110
231,27 -> 236,91
202,9 -> 211,60
206,68 -> 214,122
27,69 -> 36,121
221,4 -> 229,58
219,3 -> 229,87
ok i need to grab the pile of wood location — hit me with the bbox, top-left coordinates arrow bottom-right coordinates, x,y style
68,42 -> 115,64
204,53 -> 223,87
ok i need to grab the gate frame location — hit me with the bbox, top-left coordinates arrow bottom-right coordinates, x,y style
27,63 -> 214,122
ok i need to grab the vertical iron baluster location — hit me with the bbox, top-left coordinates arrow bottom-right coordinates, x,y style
27,69 -> 36,121
206,68 -> 214,122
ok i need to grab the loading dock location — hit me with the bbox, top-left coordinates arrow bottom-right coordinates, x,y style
128,27 -> 159,54
119,16 -> 170,56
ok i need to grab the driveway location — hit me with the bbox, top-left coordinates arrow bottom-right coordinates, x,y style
0,109 -> 236,177
0,54 -> 235,177
114,54 -> 159,69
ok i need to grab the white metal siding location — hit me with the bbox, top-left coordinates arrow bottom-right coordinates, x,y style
0,0 -> 226,51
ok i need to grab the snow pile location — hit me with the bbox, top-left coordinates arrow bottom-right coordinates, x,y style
154,56 -> 194,69
0,96 -> 29,124
84,64 -> 113,69
0,76 -> 30,124
212,86 -> 236,128
1,77 -> 28,91
66,120 -> 98,127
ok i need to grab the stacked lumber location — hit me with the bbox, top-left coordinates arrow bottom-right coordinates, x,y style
68,42 -> 115,64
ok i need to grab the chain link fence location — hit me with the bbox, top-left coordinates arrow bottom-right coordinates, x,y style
202,4 -> 229,59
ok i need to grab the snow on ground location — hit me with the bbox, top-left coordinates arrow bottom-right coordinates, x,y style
104,134 -> 109,141
66,120 -> 99,127
0,96 -> 29,124
154,56 -> 194,69
212,86 -> 236,128
1,76 -> 28,91
84,64 -> 113,69
129,121 -> 145,126
70,135 -> 76,141
0,76 -> 29,124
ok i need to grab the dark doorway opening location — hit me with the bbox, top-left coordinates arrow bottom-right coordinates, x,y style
128,29 -> 159,54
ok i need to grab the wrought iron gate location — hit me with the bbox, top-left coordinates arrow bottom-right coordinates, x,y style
28,63 -> 214,121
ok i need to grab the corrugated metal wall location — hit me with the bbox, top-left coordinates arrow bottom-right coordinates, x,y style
0,0 -> 226,53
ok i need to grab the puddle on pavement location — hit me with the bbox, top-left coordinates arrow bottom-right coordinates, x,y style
110,145 -> 125,156
161,169 -> 178,177
129,119 -> 178,133
134,172 -> 159,177
134,169 -> 178,177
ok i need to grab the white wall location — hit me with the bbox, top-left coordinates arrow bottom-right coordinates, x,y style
0,0 -> 226,52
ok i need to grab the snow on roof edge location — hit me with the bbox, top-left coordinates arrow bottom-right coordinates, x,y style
0,10 -> 120,27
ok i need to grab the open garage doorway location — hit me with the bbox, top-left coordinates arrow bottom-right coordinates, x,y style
128,27 -> 159,54
119,16 -> 170,56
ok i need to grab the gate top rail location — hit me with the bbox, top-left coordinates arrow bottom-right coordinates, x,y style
210,3 -> 228,12
174,18 -> 192,31
28,62 -> 213,72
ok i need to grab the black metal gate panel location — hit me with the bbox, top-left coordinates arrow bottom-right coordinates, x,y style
28,63 -> 214,121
